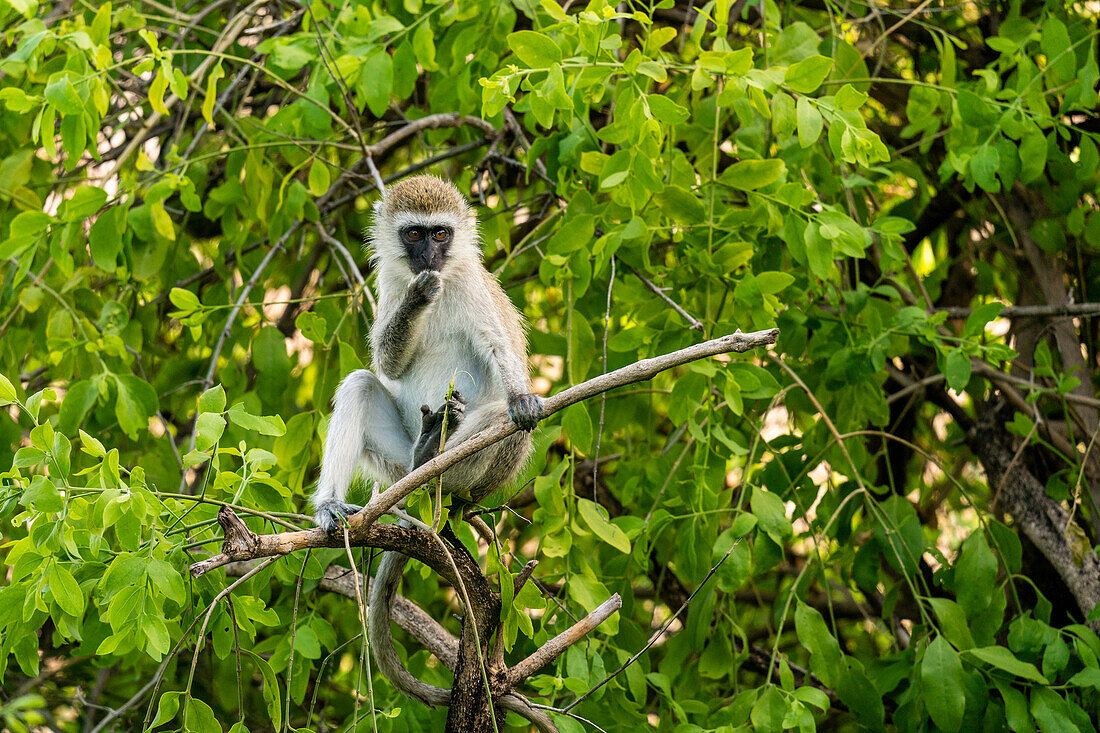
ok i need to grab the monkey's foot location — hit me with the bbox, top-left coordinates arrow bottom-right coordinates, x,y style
412,392 -> 466,469
314,501 -> 364,532
508,392 -> 544,431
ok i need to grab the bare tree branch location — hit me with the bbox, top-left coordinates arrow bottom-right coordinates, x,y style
506,594 -> 622,686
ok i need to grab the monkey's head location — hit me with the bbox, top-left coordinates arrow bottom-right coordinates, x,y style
369,175 -> 478,275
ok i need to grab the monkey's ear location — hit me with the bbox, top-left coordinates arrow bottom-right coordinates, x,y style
420,405 -> 432,416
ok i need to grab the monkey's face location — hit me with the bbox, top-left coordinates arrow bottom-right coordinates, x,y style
399,223 -> 452,273
369,176 -> 478,275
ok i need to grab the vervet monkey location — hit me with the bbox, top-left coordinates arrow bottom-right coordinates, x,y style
311,175 -> 543,704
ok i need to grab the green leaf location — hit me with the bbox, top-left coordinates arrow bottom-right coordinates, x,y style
1068,666 -> 1100,690
507,31 -> 561,67
307,160 -> 330,196
785,55 -> 834,94
921,636 -> 966,732
956,530 -> 996,617
269,41 -> 313,71
169,287 -> 201,313
834,83 -> 868,110
44,75 -> 84,115
965,646 -> 1048,683
202,63 -> 225,127
750,486 -> 791,543
243,650 -> 282,730
796,96 -> 823,147
1039,17 -> 1074,84
149,70 -> 169,114
993,678 -> 1034,733
392,41 -> 418,99
59,379 -> 98,433
576,498 -> 631,553
647,94 -> 689,124
150,691 -> 183,729
150,201 -> 176,241
721,159 -> 786,190
568,308 -> 595,383
411,23 -> 437,71
1030,687 -> 1080,733
658,185 -> 706,223
194,412 -> 226,452
636,61 -> 667,82
114,375 -> 158,439
0,373 -> 18,405
198,384 -> 226,413
184,695 -> 223,732
562,402 -> 592,453
793,686 -> 831,712
1,210 -> 51,259
750,686 -> 786,730
795,602 -> 843,686
970,145 -> 1001,193
1019,129 -> 1047,184
89,206 -> 124,269
359,49 -> 393,118
227,404 -> 286,436
48,563 -> 85,616
944,348 -> 972,391
63,185 -> 108,221
926,598 -> 975,650
835,660 -> 885,726
21,475 -> 61,511
756,271 -> 795,294
963,302 -> 1005,338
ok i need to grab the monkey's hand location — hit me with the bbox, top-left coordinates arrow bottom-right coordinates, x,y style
412,392 -> 466,469
406,270 -> 442,307
508,393 -> 543,431
314,501 -> 364,533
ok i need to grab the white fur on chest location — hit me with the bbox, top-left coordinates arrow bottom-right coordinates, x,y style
373,272 -> 504,437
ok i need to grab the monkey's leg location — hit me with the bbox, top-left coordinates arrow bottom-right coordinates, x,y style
410,391 -> 466,470
313,370 -> 413,531
440,400 -> 533,502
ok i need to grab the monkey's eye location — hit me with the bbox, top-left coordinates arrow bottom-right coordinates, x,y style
432,228 -> 448,242
405,227 -> 424,241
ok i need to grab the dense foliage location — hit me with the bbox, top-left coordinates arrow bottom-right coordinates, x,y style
2,0 -> 1100,730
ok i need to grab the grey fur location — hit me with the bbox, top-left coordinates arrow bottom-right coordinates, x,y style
310,175 -> 544,705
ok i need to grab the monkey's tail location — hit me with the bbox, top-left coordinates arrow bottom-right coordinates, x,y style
368,546 -> 452,707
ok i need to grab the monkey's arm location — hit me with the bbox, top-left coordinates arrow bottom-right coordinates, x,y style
374,271 -> 440,378
479,313 -> 543,431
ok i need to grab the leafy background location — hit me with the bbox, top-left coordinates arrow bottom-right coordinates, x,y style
2,0 -> 1100,730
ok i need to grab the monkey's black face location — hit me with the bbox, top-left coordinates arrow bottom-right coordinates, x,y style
400,224 -> 452,272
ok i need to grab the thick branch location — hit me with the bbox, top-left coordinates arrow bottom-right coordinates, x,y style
189,506 -> 490,619
226,562 -> 461,669
969,412 -> 1100,628
934,302 -> 1100,319
506,594 -> 622,686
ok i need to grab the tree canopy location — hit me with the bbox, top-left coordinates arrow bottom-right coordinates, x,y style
2,0 -> 1100,731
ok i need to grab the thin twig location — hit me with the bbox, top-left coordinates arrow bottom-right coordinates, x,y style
562,543 -> 736,711
592,257 -> 616,495
617,258 -> 704,331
